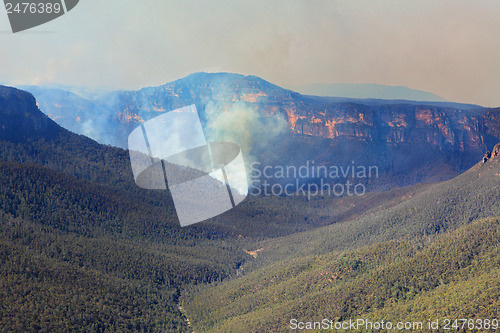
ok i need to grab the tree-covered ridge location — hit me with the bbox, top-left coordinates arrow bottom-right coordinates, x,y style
249,155 -> 500,263
182,217 -> 500,332
0,235 -> 183,332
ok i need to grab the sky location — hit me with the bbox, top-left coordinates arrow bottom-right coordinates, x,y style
1,0 -> 500,106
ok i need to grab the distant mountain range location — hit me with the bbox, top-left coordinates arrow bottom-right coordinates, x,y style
10,72 -> 500,190
290,83 -> 448,102
17,73 -> 490,147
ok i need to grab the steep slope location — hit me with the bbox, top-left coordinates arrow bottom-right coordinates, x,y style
0,86 -> 62,141
0,202 -> 244,331
183,217 -> 500,332
0,230 -> 187,332
255,149 -> 500,261
0,86 -> 248,330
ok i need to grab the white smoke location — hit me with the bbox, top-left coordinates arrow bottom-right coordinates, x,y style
204,101 -> 286,156
204,101 -> 287,191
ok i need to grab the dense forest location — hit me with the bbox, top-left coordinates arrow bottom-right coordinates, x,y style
0,87 -> 246,330
0,161 -> 245,331
182,217 -> 500,332
179,154 -> 500,332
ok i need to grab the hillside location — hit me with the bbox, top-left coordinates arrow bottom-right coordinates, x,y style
0,158 -> 251,331
181,154 -> 500,331
0,86 -> 250,330
182,217 -> 500,332
248,149 -> 500,262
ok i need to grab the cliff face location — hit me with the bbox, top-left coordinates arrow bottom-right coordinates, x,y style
5,76 -> 500,189
24,73 -> 500,154
103,73 -> 498,154
283,104 -> 492,152
0,86 -> 61,141
19,73 -> 500,189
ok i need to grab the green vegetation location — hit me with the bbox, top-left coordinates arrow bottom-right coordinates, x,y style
181,157 -> 500,332
0,232 -> 182,332
250,156 -> 500,264
0,159 -> 246,331
183,217 -> 500,332
1,137 -> 498,331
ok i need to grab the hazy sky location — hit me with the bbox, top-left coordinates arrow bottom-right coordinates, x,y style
1,0 -> 500,106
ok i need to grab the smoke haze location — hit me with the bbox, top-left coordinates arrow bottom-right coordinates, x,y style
1,0 -> 500,106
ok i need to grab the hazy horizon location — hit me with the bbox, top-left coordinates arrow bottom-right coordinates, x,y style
2,0 -> 500,106
3,73 -> 456,107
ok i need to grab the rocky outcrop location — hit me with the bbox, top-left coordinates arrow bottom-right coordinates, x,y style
482,143 -> 500,163
483,151 -> 492,163
493,143 -> 500,158
283,104 -> 495,152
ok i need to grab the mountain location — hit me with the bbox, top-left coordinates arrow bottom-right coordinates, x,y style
290,83 -> 448,102
0,86 -> 62,141
18,73 -> 500,191
22,72 -> 488,149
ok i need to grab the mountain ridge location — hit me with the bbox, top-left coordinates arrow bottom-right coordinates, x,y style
11,74 -> 500,192
291,82 -> 448,102
17,73 -> 494,148
0,85 -> 62,141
